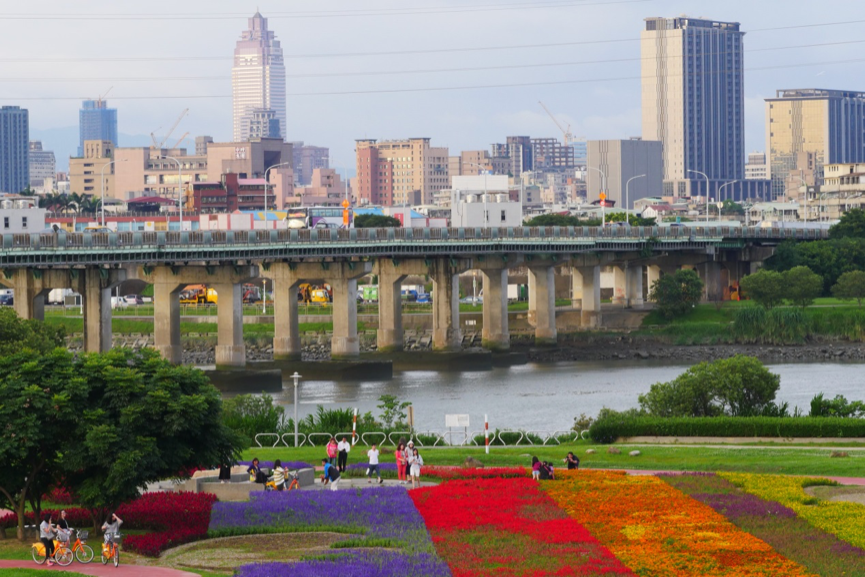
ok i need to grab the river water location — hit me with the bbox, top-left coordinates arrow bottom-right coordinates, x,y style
229,361 -> 865,434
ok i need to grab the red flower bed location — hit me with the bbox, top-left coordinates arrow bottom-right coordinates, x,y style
410,477 -> 634,576
422,466 -> 528,480
0,507 -> 91,530
118,492 -> 217,557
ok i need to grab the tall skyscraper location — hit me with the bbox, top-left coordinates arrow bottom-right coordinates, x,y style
0,106 -> 29,194
766,89 -> 865,199
78,99 -> 118,157
28,141 -> 56,188
232,12 -> 287,142
642,17 -> 745,199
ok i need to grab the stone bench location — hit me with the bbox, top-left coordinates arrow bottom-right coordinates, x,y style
174,467 -> 316,500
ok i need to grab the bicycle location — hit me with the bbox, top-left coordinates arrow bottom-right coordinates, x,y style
31,529 -> 82,566
101,532 -> 122,567
66,529 -> 94,564
265,469 -> 300,491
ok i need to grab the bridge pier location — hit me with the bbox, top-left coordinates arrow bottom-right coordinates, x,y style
331,262 -> 374,358
612,266 -> 628,306
576,265 -> 602,328
214,282 -> 245,367
527,264 -> 557,346
431,258 -> 467,351
700,261 -> 724,302
83,268 -> 126,353
478,258 -> 521,352
626,265 -> 644,308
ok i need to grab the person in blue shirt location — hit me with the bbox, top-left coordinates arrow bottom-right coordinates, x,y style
321,458 -> 341,491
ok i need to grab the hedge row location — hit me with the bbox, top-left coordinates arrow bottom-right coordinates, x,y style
588,416 -> 865,444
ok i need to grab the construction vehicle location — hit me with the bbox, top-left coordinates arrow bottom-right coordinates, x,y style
298,283 -> 332,304
179,285 -> 218,305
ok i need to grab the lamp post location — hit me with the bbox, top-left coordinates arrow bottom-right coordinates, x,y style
625,174 -> 646,224
687,169 -> 710,224
264,162 -> 293,229
290,372 -> 302,447
586,166 -> 607,226
100,159 -> 126,227
718,180 -> 738,204
157,155 -> 183,232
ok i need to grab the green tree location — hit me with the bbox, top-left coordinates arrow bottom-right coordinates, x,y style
831,270 -> 865,307
523,214 -> 602,227
740,269 -> 786,309
0,308 -> 65,357
376,394 -> 411,430
353,214 -> 402,228
222,393 -> 287,446
61,349 -> 242,529
605,212 -> 657,226
0,349 -> 87,540
638,368 -> 720,417
783,266 -> 823,308
648,269 -> 704,319
829,208 -> 865,239
809,393 -> 865,418
721,199 -> 745,215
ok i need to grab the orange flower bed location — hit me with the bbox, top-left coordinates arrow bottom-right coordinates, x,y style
543,471 -> 815,577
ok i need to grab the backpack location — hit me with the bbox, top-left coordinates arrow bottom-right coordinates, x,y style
539,462 -> 554,480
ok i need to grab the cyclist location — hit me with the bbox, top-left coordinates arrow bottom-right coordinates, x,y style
56,510 -> 71,544
39,512 -> 57,566
101,512 -> 123,544
272,459 -> 286,491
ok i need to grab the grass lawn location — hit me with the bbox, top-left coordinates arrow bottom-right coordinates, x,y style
44,318 -> 342,337
241,443 -> 865,477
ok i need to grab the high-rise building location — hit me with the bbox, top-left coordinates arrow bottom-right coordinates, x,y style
355,138 -> 449,206
78,99 -> 118,157
586,138 -> 664,209
0,106 -> 29,194
491,136 -> 533,176
291,142 -> 330,186
571,140 -> 588,166
642,17 -> 745,199
232,12 -> 287,142
248,108 -> 281,139
766,89 -> 865,199
69,140 -> 114,196
531,138 -> 575,171
448,150 -> 492,182
28,141 -> 55,188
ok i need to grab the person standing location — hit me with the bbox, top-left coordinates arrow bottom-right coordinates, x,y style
337,436 -> 351,473
39,512 -> 56,566
326,438 -> 338,466
565,452 -> 580,470
219,461 -> 232,484
322,459 -> 341,490
395,442 -> 407,484
272,459 -> 286,490
367,443 -> 383,484
531,456 -> 541,480
404,441 -> 414,481
408,447 -> 424,489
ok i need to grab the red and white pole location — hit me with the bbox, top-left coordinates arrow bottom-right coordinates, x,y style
484,414 -> 489,455
352,408 -> 358,446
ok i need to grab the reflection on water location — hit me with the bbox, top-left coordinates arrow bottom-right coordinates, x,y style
222,361 -> 865,433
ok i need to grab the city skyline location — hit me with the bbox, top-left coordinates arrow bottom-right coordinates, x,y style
5,0 -> 865,172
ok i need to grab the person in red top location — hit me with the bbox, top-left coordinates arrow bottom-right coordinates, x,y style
326,438 -> 338,466
395,442 -> 407,484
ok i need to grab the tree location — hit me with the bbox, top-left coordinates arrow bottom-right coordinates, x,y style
740,269 -> 785,309
721,199 -> 745,215
648,269 -> 704,319
222,393 -> 287,446
376,394 -> 411,430
605,212 -> 657,226
784,266 -> 823,309
832,270 -> 865,307
61,349 -> 242,529
523,214 -> 602,227
639,356 -> 780,418
353,214 -> 402,228
0,308 -> 65,357
810,393 -> 865,418
829,208 -> 865,239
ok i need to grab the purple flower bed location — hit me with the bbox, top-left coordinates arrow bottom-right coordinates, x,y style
237,550 -> 451,577
663,473 -> 865,577
239,460 -> 313,471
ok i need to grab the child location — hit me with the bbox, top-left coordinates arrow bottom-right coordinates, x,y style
272,459 -> 286,490
408,447 -> 424,489
367,443 -> 383,484
531,456 -> 541,480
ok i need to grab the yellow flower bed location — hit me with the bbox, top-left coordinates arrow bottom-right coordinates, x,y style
720,472 -> 865,550
544,470 -> 814,577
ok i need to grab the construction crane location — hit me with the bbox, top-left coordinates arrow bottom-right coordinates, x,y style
150,109 -> 189,149
171,132 -> 190,150
96,86 -> 113,107
539,101 -> 574,146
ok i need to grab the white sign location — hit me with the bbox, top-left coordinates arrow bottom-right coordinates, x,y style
445,414 -> 470,428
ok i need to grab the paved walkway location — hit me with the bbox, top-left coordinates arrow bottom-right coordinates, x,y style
0,560 -> 198,576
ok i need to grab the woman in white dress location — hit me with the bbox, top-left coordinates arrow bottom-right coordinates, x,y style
408,447 -> 424,489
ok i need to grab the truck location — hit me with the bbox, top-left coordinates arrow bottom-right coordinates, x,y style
298,283 -> 332,304
179,285 -> 218,305
48,288 -> 78,306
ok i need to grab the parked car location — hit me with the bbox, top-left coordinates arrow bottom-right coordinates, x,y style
460,296 -> 483,305
123,294 -> 144,305
110,296 -> 129,310
401,289 -> 418,302
0,294 -> 13,306
416,293 -> 432,304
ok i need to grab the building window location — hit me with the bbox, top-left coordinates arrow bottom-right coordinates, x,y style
22,217 -> 28,229
3,217 -> 8,229
501,210 -> 506,222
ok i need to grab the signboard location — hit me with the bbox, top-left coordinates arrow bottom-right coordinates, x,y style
445,414 -> 470,428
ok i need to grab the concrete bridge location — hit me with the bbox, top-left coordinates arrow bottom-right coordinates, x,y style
0,226 -> 826,367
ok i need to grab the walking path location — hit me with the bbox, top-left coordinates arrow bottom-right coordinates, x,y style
0,560 -> 198,576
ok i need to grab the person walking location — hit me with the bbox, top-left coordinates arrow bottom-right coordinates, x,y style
322,459 -> 341,491
337,436 -> 351,473
39,512 -> 56,566
326,438 -> 339,466
367,443 -> 383,484
395,442 -> 407,484
408,447 -> 424,489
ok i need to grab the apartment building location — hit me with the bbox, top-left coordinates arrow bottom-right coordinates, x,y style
531,138 -> 575,171
355,138 -> 449,206
28,141 -> 55,188
113,146 -> 207,201
69,140 -> 115,196
289,168 -> 346,206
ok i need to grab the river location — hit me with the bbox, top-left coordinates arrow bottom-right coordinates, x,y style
225,361 -> 865,434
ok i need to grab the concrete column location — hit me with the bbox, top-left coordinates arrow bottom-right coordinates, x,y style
377,268 -> 407,353
214,283 -> 245,368
431,259 -> 462,351
577,265 -> 602,328
528,265 -> 557,345
480,266 -> 509,351
626,265 -> 645,308
646,265 -> 662,293
153,282 -> 182,365
570,266 -> 583,308
82,268 -> 113,353
273,283 -> 301,360
612,266 -> 627,306
6,270 -> 46,322
331,276 -> 360,357
701,261 -> 724,302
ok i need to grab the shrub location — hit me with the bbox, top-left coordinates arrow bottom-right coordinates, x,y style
120,492 -> 217,557
588,416 -> 865,443
809,393 -> 865,418
740,269 -> 785,309
648,269 -> 704,319
732,307 -> 810,344
222,393 -> 288,446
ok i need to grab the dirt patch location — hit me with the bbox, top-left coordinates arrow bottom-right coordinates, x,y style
162,532 -> 358,574
805,485 -> 865,505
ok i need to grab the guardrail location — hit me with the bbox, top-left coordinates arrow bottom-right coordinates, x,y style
254,429 -> 592,448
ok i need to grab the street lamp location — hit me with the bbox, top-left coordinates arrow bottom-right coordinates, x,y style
687,169 -> 710,224
100,159 -> 126,227
157,155 -> 184,232
625,174 -> 646,224
264,162 -> 293,229
586,166 -> 607,226
718,180 -> 738,204
290,372 -> 302,447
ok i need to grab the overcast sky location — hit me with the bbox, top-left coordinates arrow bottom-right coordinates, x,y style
3,0 -> 862,170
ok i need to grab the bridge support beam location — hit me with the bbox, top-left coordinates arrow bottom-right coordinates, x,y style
577,265 -> 602,328
431,258 -> 469,351
331,262 -> 374,358
478,258 -> 521,352
612,266 -> 627,306
700,261 -> 724,303
214,283 -> 245,367
83,268 -> 125,353
527,265 -> 557,346
626,265 -> 644,308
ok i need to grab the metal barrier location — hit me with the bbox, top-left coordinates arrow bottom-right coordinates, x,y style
254,428 -> 593,447
254,433 -> 281,448
360,432 -> 387,447
305,433 -> 334,447
281,433 -> 307,447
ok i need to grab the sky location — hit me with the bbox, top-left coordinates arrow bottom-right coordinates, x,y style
3,0 -> 864,171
